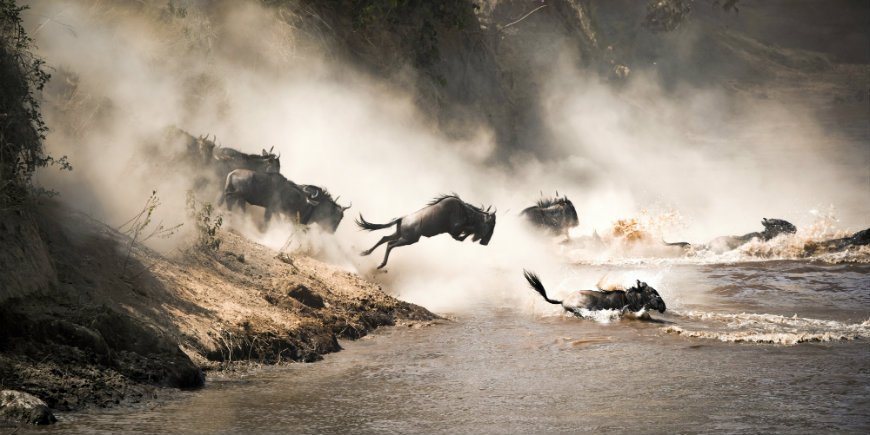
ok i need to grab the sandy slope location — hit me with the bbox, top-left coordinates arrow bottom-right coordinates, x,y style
0,201 -> 436,414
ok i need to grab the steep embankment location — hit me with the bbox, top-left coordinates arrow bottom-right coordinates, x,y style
0,201 -> 436,418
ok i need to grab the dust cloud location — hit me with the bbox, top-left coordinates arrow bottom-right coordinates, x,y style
23,0 -> 868,313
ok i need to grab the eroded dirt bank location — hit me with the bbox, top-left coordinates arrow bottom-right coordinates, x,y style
0,201 -> 437,418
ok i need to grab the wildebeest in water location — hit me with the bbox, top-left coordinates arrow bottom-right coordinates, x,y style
220,169 -> 350,233
356,194 -> 496,269
520,194 -> 579,238
664,217 -> 797,252
523,270 -> 667,315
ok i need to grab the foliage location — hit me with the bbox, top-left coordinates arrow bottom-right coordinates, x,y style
119,191 -> 183,273
0,0 -> 70,208
160,0 -> 188,21
186,190 -> 223,252
644,0 -> 740,33
301,0 -> 473,68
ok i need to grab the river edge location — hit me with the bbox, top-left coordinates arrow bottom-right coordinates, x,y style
0,201 -> 439,426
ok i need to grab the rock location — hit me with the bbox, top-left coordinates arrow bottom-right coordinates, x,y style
0,390 -> 57,425
287,285 -> 325,309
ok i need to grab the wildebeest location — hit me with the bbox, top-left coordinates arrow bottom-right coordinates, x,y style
803,227 -> 870,255
523,270 -> 666,315
520,195 -> 579,237
299,185 -> 352,234
221,169 -> 315,225
356,194 -> 496,269
212,143 -> 280,182
168,127 -> 279,176
221,169 -> 350,232
665,218 -> 797,252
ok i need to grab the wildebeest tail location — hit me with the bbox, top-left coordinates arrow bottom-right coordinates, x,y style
523,270 -> 562,305
355,214 -> 399,231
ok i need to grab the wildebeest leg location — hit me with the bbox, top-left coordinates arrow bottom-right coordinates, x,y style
451,231 -> 471,241
262,207 -> 272,231
377,238 -> 414,269
361,232 -> 400,256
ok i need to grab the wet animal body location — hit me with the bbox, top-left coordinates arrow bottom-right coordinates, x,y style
523,270 -> 667,315
520,196 -> 580,237
665,218 -> 797,252
804,227 -> 870,254
357,194 -> 496,269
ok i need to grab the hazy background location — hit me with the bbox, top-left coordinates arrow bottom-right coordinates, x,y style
22,0 -> 869,311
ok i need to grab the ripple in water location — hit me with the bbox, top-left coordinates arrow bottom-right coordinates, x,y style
664,310 -> 870,345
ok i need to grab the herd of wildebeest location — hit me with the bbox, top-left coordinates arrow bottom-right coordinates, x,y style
172,127 -> 869,317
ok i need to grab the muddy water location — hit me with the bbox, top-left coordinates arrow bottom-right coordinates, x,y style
22,262 -> 870,434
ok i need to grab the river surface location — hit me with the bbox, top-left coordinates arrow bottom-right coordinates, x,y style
20,261 -> 870,434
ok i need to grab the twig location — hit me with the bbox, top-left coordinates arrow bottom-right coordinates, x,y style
502,4 -> 548,29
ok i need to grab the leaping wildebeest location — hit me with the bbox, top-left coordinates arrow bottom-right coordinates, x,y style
221,169 -> 350,232
523,270 -> 667,315
356,194 -> 496,269
520,194 -> 579,238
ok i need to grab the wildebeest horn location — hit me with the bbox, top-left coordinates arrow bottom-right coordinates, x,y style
269,145 -> 274,154
306,197 -> 320,206
342,202 -> 352,211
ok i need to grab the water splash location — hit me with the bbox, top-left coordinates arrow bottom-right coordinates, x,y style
664,310 -> 870,345
564,209 -> 869,265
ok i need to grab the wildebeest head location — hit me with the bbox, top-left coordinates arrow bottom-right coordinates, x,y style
195,134 -> 217,161
260,146 -> 281,173
477,206 -> 496,246
625,280 -> 666,313
304,188 -> 351,234
560,198 -> 579,228
760,218 -> 797,240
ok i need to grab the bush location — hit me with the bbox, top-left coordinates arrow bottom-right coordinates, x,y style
186,190 -> 222,252
0,0 -> 69,208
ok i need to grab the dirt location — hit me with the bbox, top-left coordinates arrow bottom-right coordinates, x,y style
0,201 -> 438,416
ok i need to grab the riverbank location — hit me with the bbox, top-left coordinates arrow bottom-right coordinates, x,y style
0,201 -> 437,425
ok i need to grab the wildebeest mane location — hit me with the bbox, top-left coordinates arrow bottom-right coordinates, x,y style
428,193 -> 488,214
535,196 -> 572,209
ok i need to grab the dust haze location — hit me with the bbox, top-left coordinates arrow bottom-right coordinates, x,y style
24,0 -> 868,313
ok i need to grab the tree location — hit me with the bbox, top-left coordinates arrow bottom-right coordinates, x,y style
0,0 -> 69,207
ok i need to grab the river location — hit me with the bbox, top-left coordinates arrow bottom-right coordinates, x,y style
20,260 -> 870,434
